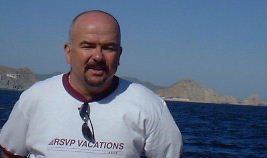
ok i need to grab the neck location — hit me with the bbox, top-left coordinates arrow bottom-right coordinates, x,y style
63,73 -> 119,102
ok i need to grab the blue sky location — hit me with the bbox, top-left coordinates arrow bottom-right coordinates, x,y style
0,0 -> 266,100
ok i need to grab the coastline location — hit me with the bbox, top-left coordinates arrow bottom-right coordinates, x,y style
163,98 -> 267,107
0,88 -> 23,91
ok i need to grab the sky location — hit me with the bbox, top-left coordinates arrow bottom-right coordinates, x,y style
0,0 -> 266,100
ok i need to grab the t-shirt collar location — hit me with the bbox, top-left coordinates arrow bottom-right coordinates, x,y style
62,72 -> 119,103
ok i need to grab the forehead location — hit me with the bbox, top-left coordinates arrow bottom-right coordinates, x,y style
70,12 -> 120,43
76,33 -> 120,45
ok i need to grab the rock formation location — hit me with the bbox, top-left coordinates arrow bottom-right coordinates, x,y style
0,65 -> 37,90
156,79 -> 239,104
242,94 -> 267,106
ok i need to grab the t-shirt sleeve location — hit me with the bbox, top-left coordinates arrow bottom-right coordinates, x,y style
144,100 -> 183,158
0,99 -> 29,157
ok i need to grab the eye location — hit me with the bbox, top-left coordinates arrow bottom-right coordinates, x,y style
102,44 -> 118,52
79,42 -> 96,50
81,44 -> 95,49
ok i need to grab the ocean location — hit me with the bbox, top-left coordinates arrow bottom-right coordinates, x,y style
0,89 -> 266,158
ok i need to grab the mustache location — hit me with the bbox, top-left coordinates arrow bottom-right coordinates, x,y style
85,62 -> 109,71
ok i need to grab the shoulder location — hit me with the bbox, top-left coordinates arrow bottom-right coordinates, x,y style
117,78 -> 166,111
118,78 -> 161,100
15,74 -> 64,109
28,74 -> 63,90
9,74 -> 65,118
21,74 -> 63,97
117,78 -> 172,135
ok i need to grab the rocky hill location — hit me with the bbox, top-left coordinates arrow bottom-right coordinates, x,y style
156,79 -> 266,106
0,65 -> 37,90
242,94 -> 266,106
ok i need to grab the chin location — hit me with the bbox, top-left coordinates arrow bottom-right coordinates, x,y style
86,80 -> 106,87
84,75 -> 108,87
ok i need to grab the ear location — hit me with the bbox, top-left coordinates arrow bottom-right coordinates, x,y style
117,46 -> 123,66
118,46 -> 123,57
64,43 -> 71,64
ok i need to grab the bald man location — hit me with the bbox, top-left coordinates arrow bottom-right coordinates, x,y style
0,10 -> 183,158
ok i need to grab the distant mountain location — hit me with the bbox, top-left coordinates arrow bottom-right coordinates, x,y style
121,76 -> 165,91
242,94 -> 267,106
0,65 -> 36,90
156,79 -> 266,106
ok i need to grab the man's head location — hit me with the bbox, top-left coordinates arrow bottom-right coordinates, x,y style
68,10 -> 121,44
64,10 -> 122,89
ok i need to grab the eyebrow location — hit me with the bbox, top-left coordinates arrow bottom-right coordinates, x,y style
104,43 -> 120,47
79,41 -> 95,46
79,41 -> 120,47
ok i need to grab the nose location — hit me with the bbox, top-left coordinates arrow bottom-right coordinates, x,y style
92,46 -> 104,62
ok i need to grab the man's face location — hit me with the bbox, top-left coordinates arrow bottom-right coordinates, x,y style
65,14 -> 122,87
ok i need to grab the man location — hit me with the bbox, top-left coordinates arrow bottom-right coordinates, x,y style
0,10 -> 183,158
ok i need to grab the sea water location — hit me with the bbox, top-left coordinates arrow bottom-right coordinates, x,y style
0,90 -> 266,158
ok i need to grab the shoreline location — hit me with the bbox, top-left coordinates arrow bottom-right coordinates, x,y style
0,88 -> 24,91
163,98 -> 267,107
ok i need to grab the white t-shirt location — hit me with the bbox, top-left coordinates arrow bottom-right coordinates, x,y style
0,74 -> 183,158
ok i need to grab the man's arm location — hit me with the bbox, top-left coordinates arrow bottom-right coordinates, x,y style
0,149 -> 26,158
1,153 -> 9,158
0,152 -> 25,158
144,100 -> 183,158
0,97 -> 29,158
